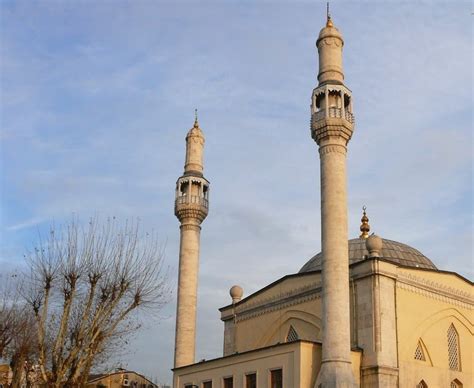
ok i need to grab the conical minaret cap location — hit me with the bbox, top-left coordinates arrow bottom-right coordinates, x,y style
186,109 -> 205,139
316,9 -> 345,84
184,110 -> 205,174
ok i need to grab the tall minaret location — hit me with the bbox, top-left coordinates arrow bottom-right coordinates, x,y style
310,8 -> 357,388
174,112 -> 209,368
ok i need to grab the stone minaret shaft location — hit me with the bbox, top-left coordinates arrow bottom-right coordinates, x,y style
311,15 -> 356,387
174,116 -> 209,368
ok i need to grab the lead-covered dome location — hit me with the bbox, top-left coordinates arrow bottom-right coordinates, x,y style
299,238 -> 437,273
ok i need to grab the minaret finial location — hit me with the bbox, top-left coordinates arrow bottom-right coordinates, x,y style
194,108 -> 199,127
360,206 -> 370,239
326,2 -> 333,27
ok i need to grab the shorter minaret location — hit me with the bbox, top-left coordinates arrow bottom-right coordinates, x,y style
174,111 -> 210,368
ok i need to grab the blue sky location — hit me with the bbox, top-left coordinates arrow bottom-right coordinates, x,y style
1,0 -> 472,384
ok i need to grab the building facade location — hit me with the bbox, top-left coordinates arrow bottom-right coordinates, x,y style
87,370 -> 158,388
171,11 -> 473,388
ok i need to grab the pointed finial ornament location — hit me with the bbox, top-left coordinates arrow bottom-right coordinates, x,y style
359,206 -> 370,239
194,108 -> 199,127
326,2 -> 333,27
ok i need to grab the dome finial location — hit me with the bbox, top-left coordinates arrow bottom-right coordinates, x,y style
194,108 -> 199,128
326,2 -> 333,27
359,206 -> 370,239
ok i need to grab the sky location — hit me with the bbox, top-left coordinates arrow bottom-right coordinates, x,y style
0,0 -> 472,385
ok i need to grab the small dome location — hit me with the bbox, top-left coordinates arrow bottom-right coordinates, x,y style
317,22 -> 344,45
299,238 -> 437,273
366,234 -> 383,257
230,285 -> 243,302
186,124 -> 203,138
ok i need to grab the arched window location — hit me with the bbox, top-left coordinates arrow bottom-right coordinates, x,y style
447,324 -> 461,371
451,379 -> 463,388
416,380 -> 428,388
286,325 -> 299,342
414,340 -> 425,361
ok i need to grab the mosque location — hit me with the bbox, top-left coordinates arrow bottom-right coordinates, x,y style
170,10 -> 473,388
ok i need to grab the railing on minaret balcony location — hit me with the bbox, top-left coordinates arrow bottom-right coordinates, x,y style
175,195 -> 209,209
312,107 -> 354,124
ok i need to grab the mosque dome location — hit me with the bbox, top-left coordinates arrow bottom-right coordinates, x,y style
299,238 -> 438,273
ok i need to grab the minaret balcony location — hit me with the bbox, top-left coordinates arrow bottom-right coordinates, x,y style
311,107 -> 355,145
174,195 -> 209,223
175,195 -> 209,209
311,107 -> 354,124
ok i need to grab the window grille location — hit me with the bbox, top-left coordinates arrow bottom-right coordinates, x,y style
416,380 -> 427,388
447,324 -> 460,371
414,341 -> 425,361
286,325 -> 299,342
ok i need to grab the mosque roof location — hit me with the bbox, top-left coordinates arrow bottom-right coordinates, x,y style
299,238 -> 438,273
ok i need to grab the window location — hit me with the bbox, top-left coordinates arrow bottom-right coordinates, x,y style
223,377 -> 233,388
416,380 -> 427,388
451,379 -> 463,388
184,385 -> 194,388
448,324 -> 461,371
286,325 -> 298,342
203,381 -> 212,388
271,369 -> 282,388
414,340 -> 425,361
246,373 -> 257,388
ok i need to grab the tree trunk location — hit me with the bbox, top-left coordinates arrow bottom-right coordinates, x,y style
10,352 -> 26,388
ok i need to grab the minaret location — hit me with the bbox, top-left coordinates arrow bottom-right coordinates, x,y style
174,111 -> 210,368
310,8 -> 357,388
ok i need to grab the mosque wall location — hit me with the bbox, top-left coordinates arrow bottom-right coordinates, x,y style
219,259 -> 473,388
173,341 -> 362,388
349,260 -> 400,387
396,268 -> 473,387
221,273 -> 323,355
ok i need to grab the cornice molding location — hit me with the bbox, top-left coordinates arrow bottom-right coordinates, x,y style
319,143 -> 347,156
223,282 -> 322,322
397,272 -> 473,309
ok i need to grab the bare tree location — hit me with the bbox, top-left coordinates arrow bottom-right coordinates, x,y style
23,218 -> 170,387
0,273 -> 16,357
9,310 -> 38,388
1,273 -> 38,388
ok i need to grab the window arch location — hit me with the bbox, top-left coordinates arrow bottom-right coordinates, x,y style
447,324 -> 461,371
416,380 -> 428,388
414,340 -> 425,361
451,379 -> 463,388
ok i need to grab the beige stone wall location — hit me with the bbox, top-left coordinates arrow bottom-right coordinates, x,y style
220,259 -> 472,387
173,341 -> 361,388
87,371 -> 155,388
350,260 -> 399,387
396,267 -> 473,387
221,273 -> 323,355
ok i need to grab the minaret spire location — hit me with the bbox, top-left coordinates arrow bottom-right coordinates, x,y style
311,7 -> 357,388
173,113 -> 210,368
360,206 -> 370,239
326,2 -> 333,27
